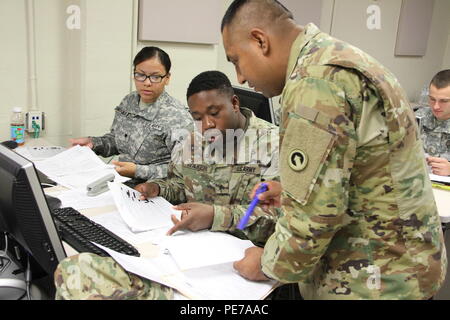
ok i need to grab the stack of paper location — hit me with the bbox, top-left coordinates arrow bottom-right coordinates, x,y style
95,230 -> 277,300
34,145 -> 129,192
162,230 -> 254,270
28,146 -> 66,160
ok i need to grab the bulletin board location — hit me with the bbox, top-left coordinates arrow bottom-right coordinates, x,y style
138,0 -> 222,44
395,0 -> 434,56
279,0 -> 322,26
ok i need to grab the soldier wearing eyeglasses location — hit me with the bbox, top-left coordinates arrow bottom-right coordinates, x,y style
69,46 -> 194,186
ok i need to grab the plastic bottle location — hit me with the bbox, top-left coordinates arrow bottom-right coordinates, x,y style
10,107 -> 25,146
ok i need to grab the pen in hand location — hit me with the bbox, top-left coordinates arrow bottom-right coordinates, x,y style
237,183 -> 268,230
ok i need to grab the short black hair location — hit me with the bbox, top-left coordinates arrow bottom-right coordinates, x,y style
221,0 -> 293,31
133,46 -> 171,73
186,71 -> 234,100
430,69 -> 450,89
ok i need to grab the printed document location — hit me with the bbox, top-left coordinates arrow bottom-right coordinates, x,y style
33,145 -> 129,192
161,230 -> 254,270
94,242 -> 277,300
34,145 -> 107,177
108,182 -> 177,232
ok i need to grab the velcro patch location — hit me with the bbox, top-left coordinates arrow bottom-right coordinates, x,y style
281,117 -> 336,205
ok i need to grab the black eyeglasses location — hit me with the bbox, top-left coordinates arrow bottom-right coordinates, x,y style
134,72 -> 168,83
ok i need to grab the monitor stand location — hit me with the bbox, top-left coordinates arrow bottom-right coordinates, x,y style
45,194 -> 62,211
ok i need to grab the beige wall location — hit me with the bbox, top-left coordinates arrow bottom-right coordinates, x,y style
0,0 -> 449,145
444,31 -> 450,69
330,0 -> 450,102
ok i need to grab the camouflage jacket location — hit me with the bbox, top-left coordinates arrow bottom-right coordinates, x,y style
91,91 -> 194,181
415,107 -> 450,161
261,23 -> 446,299
149,108 -> 280,246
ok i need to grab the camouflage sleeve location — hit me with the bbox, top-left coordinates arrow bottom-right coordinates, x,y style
212,146 -> 280,246
135,114 -> 193,181
261,76 -> 355,282
211,205 -> 280,246
135,162 -> 169,180
91,115 -> 120,158
147,142 -> 187,205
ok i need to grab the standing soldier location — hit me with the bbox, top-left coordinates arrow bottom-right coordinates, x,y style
222,0 -> 447,299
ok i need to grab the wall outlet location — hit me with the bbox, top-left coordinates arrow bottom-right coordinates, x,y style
26,111 -> 44,133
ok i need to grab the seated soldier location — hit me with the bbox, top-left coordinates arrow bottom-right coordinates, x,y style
136,70 -> 280,245
415,69 -> 450,176
53,70 -> 280,300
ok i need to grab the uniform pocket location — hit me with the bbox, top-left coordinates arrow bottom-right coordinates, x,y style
230,165 -> 261,203
281,116 -> 337,205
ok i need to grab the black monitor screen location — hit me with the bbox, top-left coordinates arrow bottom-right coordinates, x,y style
0,145 -> 66,275
233,86 -> 275,124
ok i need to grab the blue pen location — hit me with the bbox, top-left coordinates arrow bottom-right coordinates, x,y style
237,183 -> 268,230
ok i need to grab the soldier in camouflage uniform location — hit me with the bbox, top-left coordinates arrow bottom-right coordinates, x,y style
222,0 -> 446,299
136,70 -> 279,245
69,47 -> 194,187
415,69 -> 450,176
54,70 -> 280,300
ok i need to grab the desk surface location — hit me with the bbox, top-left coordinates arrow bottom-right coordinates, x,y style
434,188 -> 450,223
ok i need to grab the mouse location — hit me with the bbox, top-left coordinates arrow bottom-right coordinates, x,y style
45,194 -> 62,211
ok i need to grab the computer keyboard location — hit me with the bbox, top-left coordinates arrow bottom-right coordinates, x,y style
52,207 -> 140,257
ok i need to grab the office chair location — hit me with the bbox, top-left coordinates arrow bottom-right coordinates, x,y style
233,86 -> 276,125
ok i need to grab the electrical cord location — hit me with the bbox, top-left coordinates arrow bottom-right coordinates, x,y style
0,233 -> 28,300
2,232 -> 8,253
25,255 -> 32,300
0,232 -> 10,272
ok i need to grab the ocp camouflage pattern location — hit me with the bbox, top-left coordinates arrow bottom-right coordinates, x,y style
261,23 -> 446,300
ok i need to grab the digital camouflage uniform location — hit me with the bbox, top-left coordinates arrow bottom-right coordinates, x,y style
91,91 -> 194,184
415,107 -> 450,161
54,108 -> 280,300
261,23 -> 447,300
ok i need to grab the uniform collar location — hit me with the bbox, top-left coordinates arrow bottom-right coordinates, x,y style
285,23 -> 322,84
421,107 -> 450,132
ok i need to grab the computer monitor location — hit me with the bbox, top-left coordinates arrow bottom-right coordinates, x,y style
233,86 -> 276,125
0,144 -> 66,276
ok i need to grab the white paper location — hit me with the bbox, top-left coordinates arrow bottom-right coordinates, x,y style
108,182 -> 177,232
93,243 -> 177,287
430,173 -> 450,184
162,230 -> 254,270
54,189 -> 115,210
91,210 -> 171,245
94,243 -> 202,299
34,145 -> 108,177
27,146 -> 66,160
93,243 -> 275,300
182,262 -> 276,300
48,169 -> 129,192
